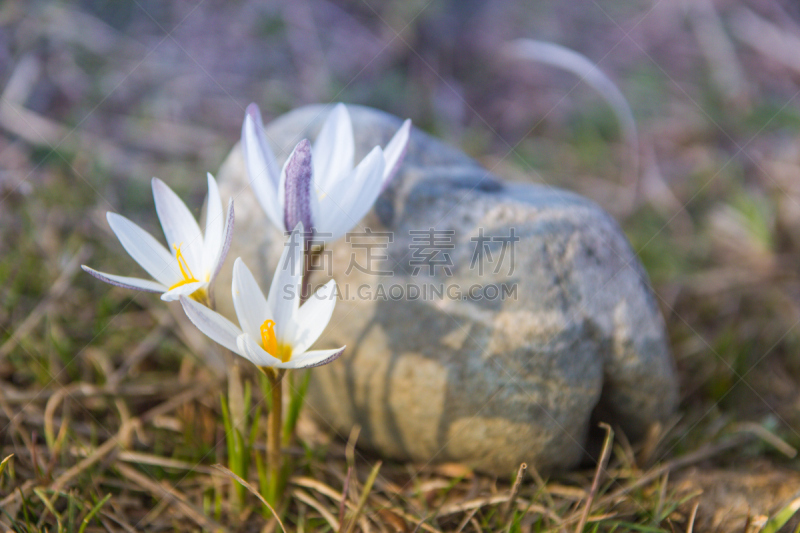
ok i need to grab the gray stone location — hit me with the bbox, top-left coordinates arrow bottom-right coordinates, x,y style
215,104 -> 678,475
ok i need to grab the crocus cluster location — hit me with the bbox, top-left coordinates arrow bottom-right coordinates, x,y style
180,224 -> 345,371
83,103 -> 411,374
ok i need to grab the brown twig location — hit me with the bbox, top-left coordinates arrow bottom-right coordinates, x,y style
1,374 -> 220,510
686,501 -> 700,533
654,471 -> 669,522
139,376 -> 224,424
51,419 -> 134,493
730,421 -> 797,458
595,433 -> 751,510
438,494 -> 558,522
44,384 -> 78,448
339,465 -> 353,530
454,507 -> 479,533
575,422 -> 614,533
2,380 -> 197,403
292,475 -> 348,503
293,488 -> 340,531
502,462 -> 527,525
118,462 -> 227,532
69,448 -> 218,474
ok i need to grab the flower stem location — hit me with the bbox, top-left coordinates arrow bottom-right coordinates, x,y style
227,360 -> 245,511
300,245 -> 322,303
266,368 -> 285,504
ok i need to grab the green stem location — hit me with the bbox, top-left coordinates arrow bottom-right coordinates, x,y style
266,369 -> 285,504
300,245 -> 322,303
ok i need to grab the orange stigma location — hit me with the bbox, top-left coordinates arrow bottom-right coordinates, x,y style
260,319 -> 292,362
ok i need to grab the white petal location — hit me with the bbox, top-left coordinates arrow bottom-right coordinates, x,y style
242,104 -> 280,189
242,107 -> 283,230
107,212 -> 181,287
161,281 -> 207,301
266,224 -> 303,344
232,257 -> 271,342
382,119 -> 411,185
316,146 -> 385,241
292,280 -> 337,354
202,173 -> 224,278
342,148 -> 388,225
312,103 -> 354,190
180,296 -> 243,354
210,198 -> 235,285
237,333 -> 284,368
81,266 -> 167,293
152,178 -> 204,270
278,346 -> 345,369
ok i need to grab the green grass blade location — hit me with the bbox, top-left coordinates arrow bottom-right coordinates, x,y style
78,493 -> 111,533
0,454 -> 13,478
343,461 -> 382,533
219,393 -> 233,447
284,370 -> 311,444
248,405 -> 262,449
33,488 -> 63,532
763,497 -> 800,533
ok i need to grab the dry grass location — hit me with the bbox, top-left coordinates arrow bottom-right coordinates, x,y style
3,0 -> 800,531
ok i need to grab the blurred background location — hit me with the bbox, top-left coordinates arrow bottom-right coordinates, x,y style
3,0 -> 800,529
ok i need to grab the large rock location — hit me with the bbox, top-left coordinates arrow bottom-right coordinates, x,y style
215,104 -> 678,475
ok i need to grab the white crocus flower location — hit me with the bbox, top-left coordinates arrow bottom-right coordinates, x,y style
242,102 -> 411,242
82,174 -> 234,303
180,224 -> 345,370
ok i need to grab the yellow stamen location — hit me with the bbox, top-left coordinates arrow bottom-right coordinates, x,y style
168,243 -> 199,291
260,319 -> 292,363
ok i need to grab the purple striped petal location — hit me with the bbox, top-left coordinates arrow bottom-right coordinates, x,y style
283,139 -> 314,238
